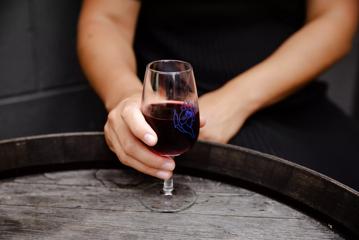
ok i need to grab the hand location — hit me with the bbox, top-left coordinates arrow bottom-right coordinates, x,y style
104,93 -> 175,180
198,88 -> 251,144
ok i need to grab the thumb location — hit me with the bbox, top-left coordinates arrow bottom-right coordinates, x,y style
122,104 -> 158,146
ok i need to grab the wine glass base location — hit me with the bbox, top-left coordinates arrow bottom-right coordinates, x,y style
139,182 -> 197,213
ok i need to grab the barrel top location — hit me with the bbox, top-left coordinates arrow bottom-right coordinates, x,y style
0,132 -> 358,238
0,169 -> 344,239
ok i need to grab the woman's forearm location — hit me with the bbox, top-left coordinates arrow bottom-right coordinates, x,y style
77,0 -> 141,111
222,0 -> 358,116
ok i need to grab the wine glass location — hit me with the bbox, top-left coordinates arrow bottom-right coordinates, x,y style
140,59 -> 200,212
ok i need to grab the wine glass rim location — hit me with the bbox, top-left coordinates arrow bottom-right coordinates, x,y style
146,59 -> 193,74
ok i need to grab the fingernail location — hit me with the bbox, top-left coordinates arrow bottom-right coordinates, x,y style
144,133 -> 156,146
162,161 -> 175,171
157,171 -> 171,179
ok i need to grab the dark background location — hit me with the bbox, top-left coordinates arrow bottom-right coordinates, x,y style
0,0 -> 358,140
0,0 -> 106,140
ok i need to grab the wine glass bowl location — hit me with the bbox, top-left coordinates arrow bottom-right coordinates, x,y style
142,101 -> 199,156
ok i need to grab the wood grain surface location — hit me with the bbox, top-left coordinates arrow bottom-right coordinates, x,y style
0,133 -> 358,238
0,169 -> 343,240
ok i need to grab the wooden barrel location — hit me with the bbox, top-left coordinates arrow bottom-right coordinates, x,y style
0,132 -> 358,239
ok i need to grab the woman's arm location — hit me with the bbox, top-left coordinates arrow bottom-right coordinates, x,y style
78,0 -> 176,180
199,0 -> 359,143
78,0 -> 141,111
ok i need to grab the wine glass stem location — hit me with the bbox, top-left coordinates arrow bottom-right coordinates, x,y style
163,177 -> 174,196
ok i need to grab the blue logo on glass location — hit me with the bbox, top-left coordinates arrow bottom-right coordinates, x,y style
173,103 -> 196,139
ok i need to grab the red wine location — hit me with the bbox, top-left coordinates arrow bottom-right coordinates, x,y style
143,102 -> 199,156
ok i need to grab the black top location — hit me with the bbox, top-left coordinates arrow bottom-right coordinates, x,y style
133,1 -> 359,193
134,1 -> 306,95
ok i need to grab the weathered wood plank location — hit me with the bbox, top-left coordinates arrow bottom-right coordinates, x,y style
12,169 -> 253,194
0,170 -> 342,240
0,205 -> 342,240
0,170 -> 301,219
